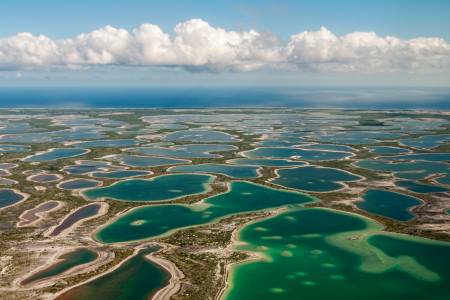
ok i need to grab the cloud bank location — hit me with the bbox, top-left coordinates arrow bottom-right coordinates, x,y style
1,19 -> 449,72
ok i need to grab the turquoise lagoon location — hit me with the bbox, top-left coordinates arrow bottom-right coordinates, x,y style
95,181 -> 313,243
224,208 -> 450,300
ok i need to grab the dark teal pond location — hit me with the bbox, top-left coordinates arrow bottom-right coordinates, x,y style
83,174 -> 214,202
169,163 -> 260,179
395,180 -> 449,194
0,189 -> 26,209
271,166 -> 361,192
356,189 -> 422,221
95,181 -> 313,243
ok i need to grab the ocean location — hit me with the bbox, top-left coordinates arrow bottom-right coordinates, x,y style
0,86 -> 449,109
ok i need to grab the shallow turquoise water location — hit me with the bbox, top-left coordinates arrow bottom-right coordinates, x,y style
356,189 -> 422,221
83,174 -> 213,202
225,208 -> 450,300
272,166 -> 361,192
95,181 -> 313,243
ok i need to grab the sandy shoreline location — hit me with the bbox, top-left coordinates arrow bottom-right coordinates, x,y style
148,248 -> 185,300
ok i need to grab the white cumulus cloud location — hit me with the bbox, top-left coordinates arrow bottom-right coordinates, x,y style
0,19 -> 449,72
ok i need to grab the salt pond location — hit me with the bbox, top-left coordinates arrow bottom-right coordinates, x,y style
54,247 -> 169,300
224,208 -> 450,300
83,174 -> 214,202
95,181 -> 313,243
21,248 -> 98,285
356,189 -> 422,221
271,166 -> 362,192
169,164 -> 261,179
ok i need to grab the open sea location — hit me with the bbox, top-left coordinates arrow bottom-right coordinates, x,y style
0,86 -> 449,109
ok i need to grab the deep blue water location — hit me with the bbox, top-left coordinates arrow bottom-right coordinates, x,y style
0,87 -> 449,108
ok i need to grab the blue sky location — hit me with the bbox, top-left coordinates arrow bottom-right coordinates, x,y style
2,0 -> 450,39
0,0 -> 449,87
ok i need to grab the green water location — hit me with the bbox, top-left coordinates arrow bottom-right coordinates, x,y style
224,208 -> 450,300
272,166 -> 361,192
83,174 -> 213,202
356,189 -> 422,221
169,163 -> 260,179
96,181 -> 313,243
22,248 -> 97,285
54,247 -> 169,300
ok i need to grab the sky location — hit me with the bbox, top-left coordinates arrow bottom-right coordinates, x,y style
0,0 -> 449,87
